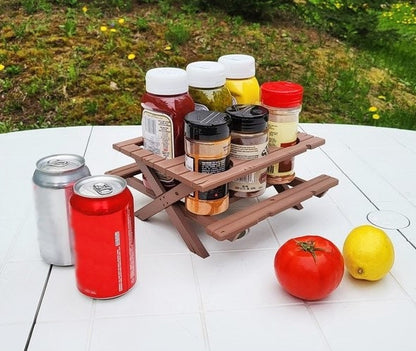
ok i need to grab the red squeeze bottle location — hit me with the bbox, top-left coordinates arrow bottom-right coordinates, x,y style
141,67 -> 195,188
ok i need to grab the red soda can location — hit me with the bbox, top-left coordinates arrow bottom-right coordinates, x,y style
70,175 -> 136,299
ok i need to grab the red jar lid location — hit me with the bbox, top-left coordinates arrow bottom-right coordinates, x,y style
261,81 -> 303,108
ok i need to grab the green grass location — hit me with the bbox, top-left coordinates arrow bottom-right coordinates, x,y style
0,1 -> 415,132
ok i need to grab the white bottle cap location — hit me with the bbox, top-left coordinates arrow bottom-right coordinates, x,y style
218,54 -> 256,79
145,67 -> 188,95
186,61 -> 226,88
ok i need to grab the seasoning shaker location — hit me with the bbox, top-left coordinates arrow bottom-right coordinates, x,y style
184,110 -> 231,215
260,81 -> 303,184
226,104 -> 268,198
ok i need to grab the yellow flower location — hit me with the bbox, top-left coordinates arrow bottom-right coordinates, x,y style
82,6 -> 88,13
165,45 -> 171,51
127,53 -> 136,60
368,106 -> 378,112
100,26 -> 108,32
110,28 -> 117,33
0,64 -> 4,71
118,18 -> 125,25
377,95 -> 386,100
372,114 -> 380,120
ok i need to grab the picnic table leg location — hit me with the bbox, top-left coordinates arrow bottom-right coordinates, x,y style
135,182 -> 194,221
139,160 -> 209,258
273,181 -> 304,210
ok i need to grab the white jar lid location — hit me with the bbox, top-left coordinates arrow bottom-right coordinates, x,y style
186,61 -> 226,88
218,54 -> 256,79
145,67 -> 188,95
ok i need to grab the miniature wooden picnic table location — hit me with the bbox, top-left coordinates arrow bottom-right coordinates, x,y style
107,132 -> 338,258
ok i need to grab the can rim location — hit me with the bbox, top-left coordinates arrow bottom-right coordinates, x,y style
35,154 -> 85,173
73,175 -> 127,198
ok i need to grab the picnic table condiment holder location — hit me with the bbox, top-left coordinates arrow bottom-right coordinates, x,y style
106,132 -> 338,258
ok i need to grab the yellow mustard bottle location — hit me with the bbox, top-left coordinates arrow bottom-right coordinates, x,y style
218,54 -> 260,105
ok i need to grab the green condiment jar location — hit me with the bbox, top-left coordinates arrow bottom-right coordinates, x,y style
186,61 -> 233,112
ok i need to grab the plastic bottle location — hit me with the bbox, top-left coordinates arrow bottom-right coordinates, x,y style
141,67 -> 195,188
260,81 -> 303,184
218,54 -> 260,105
186,61 -> 232,112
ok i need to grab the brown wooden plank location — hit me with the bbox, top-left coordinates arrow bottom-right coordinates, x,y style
130,148 -> 154,160
135,182 -> 194,220
205,175 -> 338,241
154,156 -> 185,169
138,158 -> 209,258
113,137 -> 143,151
188,136 -> 326,191
105,162 -> 142,178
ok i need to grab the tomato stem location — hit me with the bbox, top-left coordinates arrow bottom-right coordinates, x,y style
295,240 -> 326,263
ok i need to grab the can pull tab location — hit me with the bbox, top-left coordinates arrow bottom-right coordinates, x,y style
93,182 -> 113,195
47,159 -> 69,167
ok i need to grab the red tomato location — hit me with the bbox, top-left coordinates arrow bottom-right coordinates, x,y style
274,235 -> 344,300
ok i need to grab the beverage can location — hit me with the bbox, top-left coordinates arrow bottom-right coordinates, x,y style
32,154 -> 90,266
70,175 -> 137,299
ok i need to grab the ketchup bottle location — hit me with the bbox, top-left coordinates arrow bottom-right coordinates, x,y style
141,67 -> 195,188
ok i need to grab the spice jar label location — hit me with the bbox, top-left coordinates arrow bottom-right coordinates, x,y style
230,141 -> 268,160
268,121 -> 298,147
230,141 -> 268,192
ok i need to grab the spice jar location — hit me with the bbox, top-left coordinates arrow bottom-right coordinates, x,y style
184,111 -> 231,216
141,67 -> 195,188
218,54 -> 260,105
261,81 -> 303,184
186,61 -> 233,112
226,104 -> 268,198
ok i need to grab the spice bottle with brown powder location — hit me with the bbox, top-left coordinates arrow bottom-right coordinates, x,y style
184,111 -> 231,216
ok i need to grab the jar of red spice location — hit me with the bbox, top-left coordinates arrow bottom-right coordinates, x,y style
261,81 -> 303,184
141,67 -> 195,188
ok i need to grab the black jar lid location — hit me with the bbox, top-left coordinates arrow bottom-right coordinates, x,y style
226,104 -> 268,133
184,110 -> 231,141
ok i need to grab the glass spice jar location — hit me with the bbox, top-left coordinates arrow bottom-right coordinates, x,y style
226,104 -> 269,198
218,54 -> 260,105
141,67 -> 195,188
186,61 -> 233,112
261,81 -> 303,185
184,110 -> 231,216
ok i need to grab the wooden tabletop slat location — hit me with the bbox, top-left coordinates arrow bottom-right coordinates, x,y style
205,175 -> 338,241
111,133 -> 327,192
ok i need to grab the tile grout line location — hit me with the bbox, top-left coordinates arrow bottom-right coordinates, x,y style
24,264 -> 53,351
190,254 -> 212,351
305,303 -> 333,351
316,145 -> 416,251
82,126 -> 94,159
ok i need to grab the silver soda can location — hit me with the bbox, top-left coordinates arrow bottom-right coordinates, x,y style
32,154 -> 90,266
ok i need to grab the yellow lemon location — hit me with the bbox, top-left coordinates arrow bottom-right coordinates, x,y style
343,225 -> 395,281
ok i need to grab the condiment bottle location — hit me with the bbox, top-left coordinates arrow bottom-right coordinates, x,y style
186,61 -> 233,112
260,81 -> 303,184
218,54 -> 260,104
226,104 -> 268,198
141,67 -> 195,188
184,110 -> 231,216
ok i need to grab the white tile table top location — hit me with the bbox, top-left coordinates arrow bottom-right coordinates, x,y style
0,124 -> 415,351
